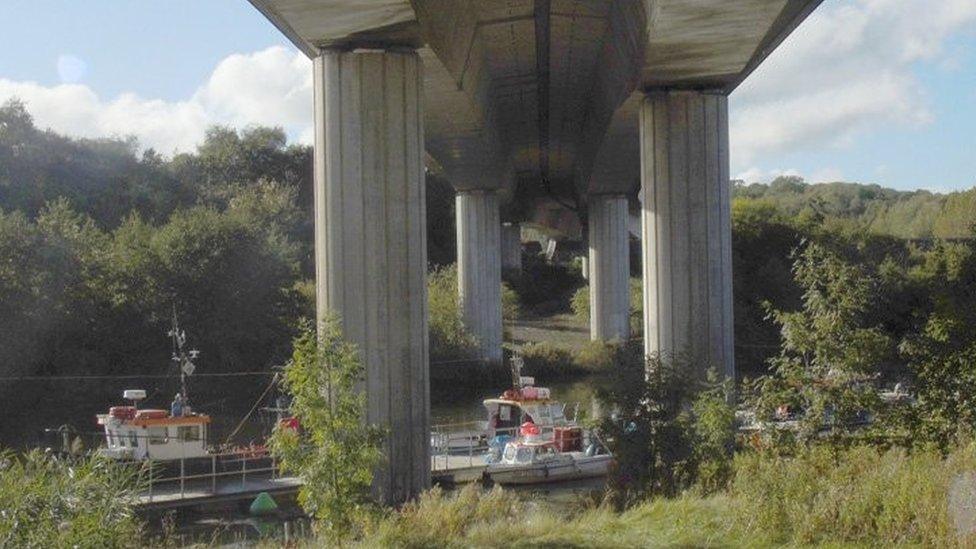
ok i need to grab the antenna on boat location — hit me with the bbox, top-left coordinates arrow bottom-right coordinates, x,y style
510,351 -> 524,389
168,306 -> 198,405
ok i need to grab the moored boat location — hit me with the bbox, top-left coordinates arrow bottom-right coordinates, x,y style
483,422 -> 612,485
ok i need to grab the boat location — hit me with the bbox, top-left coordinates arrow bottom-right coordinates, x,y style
430,374 -> 579,455
483,421 -> 613,485
79,310 -> 295,500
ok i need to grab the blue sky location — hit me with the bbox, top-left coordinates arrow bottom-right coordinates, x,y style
0,0 -> 973,193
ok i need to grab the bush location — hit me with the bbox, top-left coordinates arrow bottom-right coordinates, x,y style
570,278 -> 643,336
269,317 -> 384,539
503,254 -> 584,314
517,340 -> 621,379
518,342 -> 576,378
0,449 -> 143,548
427,264 -> 478,362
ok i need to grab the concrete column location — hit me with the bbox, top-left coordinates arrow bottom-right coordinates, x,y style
501,222 -> 522,272
313,49 -> 429,504
588,194 -> 631,341
639,90 -> 734,379
455,190 -> 503,364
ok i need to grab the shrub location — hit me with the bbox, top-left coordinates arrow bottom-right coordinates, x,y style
573,340 -> 620,372
269,317 -> 384,539
503,254 -> 584,314
570,278 -> 643,336
518,341 -> 576,378
0,449 -> 143,548
427,264 -> 478,362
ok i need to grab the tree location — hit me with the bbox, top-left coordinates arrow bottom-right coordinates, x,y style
751,243 -> 895,445
269,318 -> 384,539
900,238 -> 976,449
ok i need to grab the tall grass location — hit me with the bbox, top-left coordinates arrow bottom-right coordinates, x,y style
731,443 -> 976,546
349,443 -> 976,547
0,449 -> 144,548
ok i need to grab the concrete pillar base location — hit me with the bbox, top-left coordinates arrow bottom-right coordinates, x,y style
588,194 -> 631,341
456,190 -> 503,365
313,49 -> 429,503
639,90 -> 734,379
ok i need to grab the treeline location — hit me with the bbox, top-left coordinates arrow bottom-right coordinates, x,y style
734,175 -> 976,239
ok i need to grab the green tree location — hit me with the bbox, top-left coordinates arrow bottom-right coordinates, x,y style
751,243 -> 896,445
900,238 -> 976,449
269,318 -> 384,539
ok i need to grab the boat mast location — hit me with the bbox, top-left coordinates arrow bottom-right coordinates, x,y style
168,307 -> 199,405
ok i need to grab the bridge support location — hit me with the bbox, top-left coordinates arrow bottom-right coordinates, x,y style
639,90 -> 734,379
588,194 -> 630,341
312,49 -> 430,504
456,190 -> 503,365
501,222 -> 522,272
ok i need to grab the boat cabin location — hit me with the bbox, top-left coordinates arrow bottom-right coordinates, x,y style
498,439 -> 584,467
96,390 -> 211,461
482,379 -> 569,438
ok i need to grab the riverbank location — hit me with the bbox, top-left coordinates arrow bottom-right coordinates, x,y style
295,442 -> 976,548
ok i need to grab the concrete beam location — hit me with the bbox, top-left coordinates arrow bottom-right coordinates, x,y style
639,90 -> 733,379
588,194 -> 630,341
313,49 -> 429,504
456,190 -> 503,365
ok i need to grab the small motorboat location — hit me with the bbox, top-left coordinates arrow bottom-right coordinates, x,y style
483,421 -> 612,485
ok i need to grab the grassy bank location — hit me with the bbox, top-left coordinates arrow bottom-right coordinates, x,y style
347,442 -> 976,547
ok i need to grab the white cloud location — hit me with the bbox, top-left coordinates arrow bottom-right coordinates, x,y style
734,167 -> 802,184
56,54 -> 87,84
0,46 -> 312,155
730,0 -> 976,171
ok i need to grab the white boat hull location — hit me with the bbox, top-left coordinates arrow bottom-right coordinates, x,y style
486,453 -> 613,485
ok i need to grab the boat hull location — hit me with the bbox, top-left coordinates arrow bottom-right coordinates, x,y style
485,454 -> 613,485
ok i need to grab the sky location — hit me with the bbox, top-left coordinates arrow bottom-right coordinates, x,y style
0,0 -> 973,193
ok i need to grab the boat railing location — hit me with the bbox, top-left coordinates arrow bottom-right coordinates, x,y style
143,448 -> 280,502
429,421 -> 588,471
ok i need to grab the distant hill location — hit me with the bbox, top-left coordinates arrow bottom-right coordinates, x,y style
732,176 -> 975,239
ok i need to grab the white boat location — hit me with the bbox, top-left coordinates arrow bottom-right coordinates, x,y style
484,428 -> 613,485
430,376 -> 578,455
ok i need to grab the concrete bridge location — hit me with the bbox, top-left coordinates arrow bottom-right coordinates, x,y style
248,0 -> 823,504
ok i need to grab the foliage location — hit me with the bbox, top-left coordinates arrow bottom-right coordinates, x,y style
599,349 -> 700,504
750,242 -> 896,446
426,264 -> 479,362
900,238 -> 976,450
516,340 -> 620,378
730,443 -> 976,546
569,278 -> 643,336
690,372 -> 737,494
503,253 -> 584,315
0,449 -> 143,548
352,441 -> 976,548
269,318 -> 384,539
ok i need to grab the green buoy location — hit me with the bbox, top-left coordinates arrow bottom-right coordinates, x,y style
249,491 -> 279,516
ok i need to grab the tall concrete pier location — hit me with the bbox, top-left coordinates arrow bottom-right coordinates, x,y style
455,190 -> 503,364
251,0 -> 823,502
312,50 -> 429,504
639,91 -> 734,377
588,194 -> 630,341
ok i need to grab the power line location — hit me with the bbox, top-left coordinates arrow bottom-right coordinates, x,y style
0,371 -> 276,382
0,358 -> 493,382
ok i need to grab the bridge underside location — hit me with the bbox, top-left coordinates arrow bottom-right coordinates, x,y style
249,0 -> 822,503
